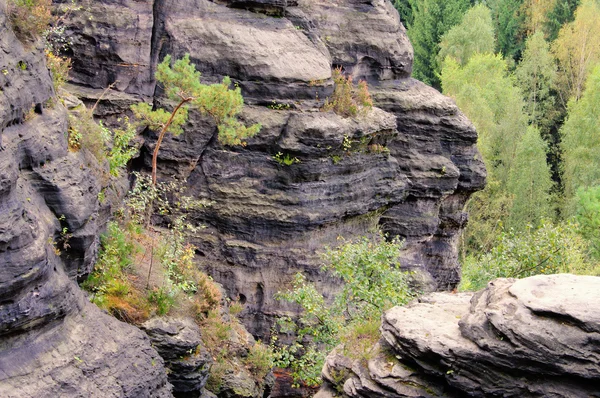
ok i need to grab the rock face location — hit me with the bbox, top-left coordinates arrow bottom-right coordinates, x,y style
60,0 -> 485,339
0,4 -> 172,397
142,318 -> 212,398
319,274 -> 600,397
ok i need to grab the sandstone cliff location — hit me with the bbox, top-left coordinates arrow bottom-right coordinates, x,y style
59,0 -> 485,338
317,274 -> 600,398
0,3 -> 172,396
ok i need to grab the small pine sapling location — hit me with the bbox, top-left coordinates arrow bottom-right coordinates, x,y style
131,54 -> 261,185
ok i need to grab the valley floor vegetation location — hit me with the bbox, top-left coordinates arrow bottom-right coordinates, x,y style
395,0 -> 600,289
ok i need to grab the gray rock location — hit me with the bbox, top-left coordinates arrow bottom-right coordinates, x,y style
57,0 -> 486,340
319,275 -> 600,398
0,4 -> 173,396
142,317 -> 212,397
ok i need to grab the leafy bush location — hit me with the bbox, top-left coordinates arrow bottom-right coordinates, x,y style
273,233 -> 415,386
8,0 -> 54,42
45,51 -> 71,92
323,68 -> 373,117
575,186 -> 600,259
460,220 -> 600,291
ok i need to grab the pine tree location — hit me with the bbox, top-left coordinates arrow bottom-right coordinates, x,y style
131,54 -> 261,185
394,0 -> 414,27
515,31 -> 558,131
545,0 -> 579,41
506,126 -> 554,229
408,0 -> 472,89
438,4 -> 496,67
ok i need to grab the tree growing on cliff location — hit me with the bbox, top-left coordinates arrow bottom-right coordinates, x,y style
132,54 -> 261,185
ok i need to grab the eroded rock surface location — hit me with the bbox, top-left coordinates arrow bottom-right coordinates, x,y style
59,0 -> 486,339
0,4 -> 172,397
319,274 -> 600,398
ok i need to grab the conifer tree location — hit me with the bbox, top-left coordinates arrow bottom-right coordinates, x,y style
545,0 -> 579,41
506,126 -> 554,229
487,0 -> 526,62
408,0 -> 471,89
515,31 -> 558,132
132,54 -> 260,185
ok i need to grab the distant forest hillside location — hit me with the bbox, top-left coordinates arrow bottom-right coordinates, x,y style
394,0 -> 600,288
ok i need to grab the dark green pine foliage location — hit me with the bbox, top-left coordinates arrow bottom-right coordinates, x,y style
487,0 -> 526,62
394,0 -> 414,27
408,0 -> 472,90
545,0 -> 580,41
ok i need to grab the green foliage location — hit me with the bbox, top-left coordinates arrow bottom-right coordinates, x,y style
394,0 -> 415,27
81,221 -> 137,307
273,233 -> 415,386
132,54 -> 260,146
574,186 -> 600,259
561,64 -> 600,209
108,117 -> 138,177
488,0 -> 527,61
323,68 -> 373,117
552,0 -> 600,106
545,0 -> 580,41
506,126 -> 554,229
45,51 -> 71,92
273,152 -> 300,166
438,4 -> 496,66
408,0 -> 472,89
147,287 -> 176,316
514,31 -> 558,131
460,221 -> 597,291
245,342 -> 275,379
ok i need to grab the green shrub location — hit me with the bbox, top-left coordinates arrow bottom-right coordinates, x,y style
245,342 -> 274,379
459,220 -> 600,291
45,51 -> 71,92
273,232 -> 415,386
575,186 -> 600,259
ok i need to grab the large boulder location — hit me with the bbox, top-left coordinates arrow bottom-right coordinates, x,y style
319,274 -> 600,397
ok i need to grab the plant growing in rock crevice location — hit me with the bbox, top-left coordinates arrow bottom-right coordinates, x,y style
131,54 -> 261,185
272,232 -> 415,387
323,68 -> 373,117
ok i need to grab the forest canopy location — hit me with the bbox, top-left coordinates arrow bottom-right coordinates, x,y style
395,0 -> 600,289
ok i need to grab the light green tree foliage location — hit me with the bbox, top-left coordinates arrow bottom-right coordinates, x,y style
408,0 -> 472,89
460,221 -> 596,291
561,64 -> 600,210
515,31 -> 558,130
273,234 -> 414,387
575,186 -> 600,259
552,0 -> 600,106
442,53 -> 553,250
506,126 -> 554,228
132,54 -> 260,184
438,4 -> 496,66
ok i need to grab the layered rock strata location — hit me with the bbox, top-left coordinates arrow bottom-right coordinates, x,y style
0,4 -> 172,396
60,0 -> 485,339
318,274 -> 600,397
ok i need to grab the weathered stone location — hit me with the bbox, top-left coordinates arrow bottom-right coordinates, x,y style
319,275 -> 600,398
142,317 -> 212,397
0,4 -> 173,396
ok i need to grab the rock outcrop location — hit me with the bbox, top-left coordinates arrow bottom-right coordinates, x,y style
59,0 -> 485,339
318,274 -> 600,397
0,4 -> 172,396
